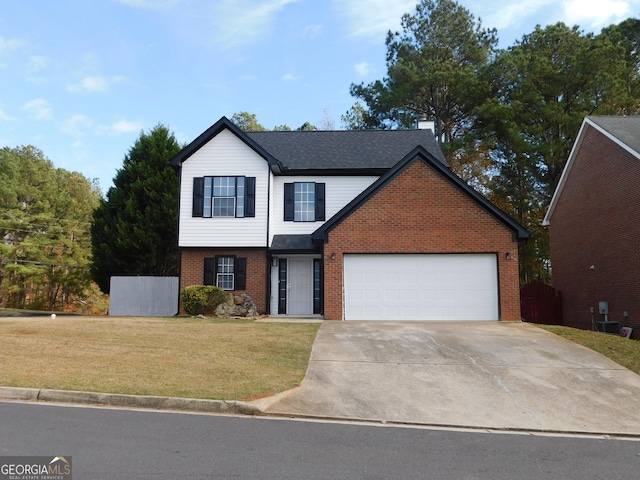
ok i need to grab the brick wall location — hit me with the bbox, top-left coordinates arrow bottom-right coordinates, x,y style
322,160 -> 522,321
549,125 -> 640,336
179,248 -> 268,315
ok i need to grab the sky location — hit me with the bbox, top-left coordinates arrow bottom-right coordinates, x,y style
1,0 -> 638,192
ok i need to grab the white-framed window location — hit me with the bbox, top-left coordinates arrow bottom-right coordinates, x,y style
193,176 -> 254,218
284,182 -> 325,222
216,256 -> 234,290
294,182 -> 315,222
204,256 -> 247,291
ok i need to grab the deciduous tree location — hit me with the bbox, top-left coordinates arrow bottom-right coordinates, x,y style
0,146 -> 100,309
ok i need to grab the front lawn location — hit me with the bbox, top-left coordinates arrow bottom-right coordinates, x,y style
538,324 -> 640,375
0,315 -> 320,401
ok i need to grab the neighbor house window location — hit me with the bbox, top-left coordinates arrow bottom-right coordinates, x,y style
204,256 -> 247,290
192,176 -> 255,218
284,182 -> 325,222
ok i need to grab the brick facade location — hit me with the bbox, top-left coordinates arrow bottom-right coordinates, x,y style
549,125 -> 640,336
179,248 -> 268,315
321,160 -> 522,321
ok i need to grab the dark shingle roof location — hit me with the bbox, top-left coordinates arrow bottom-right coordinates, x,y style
246,129 -> 447,171
588,116 -> 640,155
270,235 -> 318,252
170,116 -> 448,173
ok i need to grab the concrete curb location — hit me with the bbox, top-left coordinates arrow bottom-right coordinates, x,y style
3,386 -> 640,438
0,386 -> 261,416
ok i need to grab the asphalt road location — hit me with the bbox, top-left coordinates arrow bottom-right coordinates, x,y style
0,402 -> 638,479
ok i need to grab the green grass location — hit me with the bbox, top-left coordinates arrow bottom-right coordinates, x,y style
0,315 -> 320,401
538,324 -> 640,375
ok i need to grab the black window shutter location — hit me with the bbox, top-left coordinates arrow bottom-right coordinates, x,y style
315,183 -> 325,221
192,177 -> 204,217
203,258 -> 215,285
235,258 -> 246,290
284,183 -> 294,221
245,177 -> 256,218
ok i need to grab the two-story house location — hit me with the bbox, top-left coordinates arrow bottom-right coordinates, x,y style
171,116 -> 528,321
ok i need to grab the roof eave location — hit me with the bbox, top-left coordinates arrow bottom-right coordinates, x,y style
169,116 -> 283,171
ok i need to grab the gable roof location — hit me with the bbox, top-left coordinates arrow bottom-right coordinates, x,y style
312,145 -> 529,242
169,116 -> 447,174
543,115 -> 640,225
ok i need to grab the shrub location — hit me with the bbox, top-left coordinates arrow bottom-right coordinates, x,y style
181,285 -> 228,316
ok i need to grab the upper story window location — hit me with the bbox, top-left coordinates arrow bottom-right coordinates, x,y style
192,176 -> 255,218
284,182 -> 325,222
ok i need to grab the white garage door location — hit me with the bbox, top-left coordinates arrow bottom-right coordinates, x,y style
343,254 -> 499,321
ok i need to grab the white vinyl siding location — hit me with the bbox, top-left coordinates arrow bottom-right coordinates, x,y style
343,254 -> 499,321
179,129 -> 270,247
271,175 -> 378,238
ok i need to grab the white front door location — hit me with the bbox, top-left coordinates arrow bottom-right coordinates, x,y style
286,258 -> 314,315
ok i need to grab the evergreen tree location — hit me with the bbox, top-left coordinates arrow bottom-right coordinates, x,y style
91,125 -> 182,293
348,0 -> 497,181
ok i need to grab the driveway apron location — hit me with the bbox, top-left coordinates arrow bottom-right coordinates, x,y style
265,321 -> 640,435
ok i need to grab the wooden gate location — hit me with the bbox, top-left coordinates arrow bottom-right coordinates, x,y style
520,280 -> 563,325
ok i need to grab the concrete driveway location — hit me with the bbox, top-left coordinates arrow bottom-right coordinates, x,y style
264,321 -> 640,435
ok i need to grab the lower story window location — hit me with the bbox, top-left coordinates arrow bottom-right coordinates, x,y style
204,256 -> 247,290
216,257 -> 234,290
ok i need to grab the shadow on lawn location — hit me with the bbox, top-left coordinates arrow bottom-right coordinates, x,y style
0,308 -> 81,318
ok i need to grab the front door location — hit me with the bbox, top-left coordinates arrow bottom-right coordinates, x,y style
287,258 -> 313,315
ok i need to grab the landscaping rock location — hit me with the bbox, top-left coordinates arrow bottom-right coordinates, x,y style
215,293 -> 258,318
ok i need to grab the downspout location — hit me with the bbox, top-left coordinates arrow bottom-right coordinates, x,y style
175,165 -> 183,315
265,163 -> 272,315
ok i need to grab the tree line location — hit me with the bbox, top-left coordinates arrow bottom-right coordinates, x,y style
344,0 -> 639,283
0,146 -> 103,312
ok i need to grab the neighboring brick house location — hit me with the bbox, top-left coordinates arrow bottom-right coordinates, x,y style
171,116 -> 528,321
543,116 -> 640,335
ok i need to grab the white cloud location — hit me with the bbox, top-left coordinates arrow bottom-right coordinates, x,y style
561,0 -> 632,28
0,36 -> 24,52
23,98 -> 53,120
282,73 -> 302,81
28,55 -> 50,71
333,0 -> 417,41
0,107 -> 17,121
468,0 -> 554,31
303,24 -> 323,38
466,0 -> 638,38
212,0 -> 298,47
60,114 -> 94,136
67,75 -> 125,93
108,120 -> 144,134
354,61 -> 374,77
